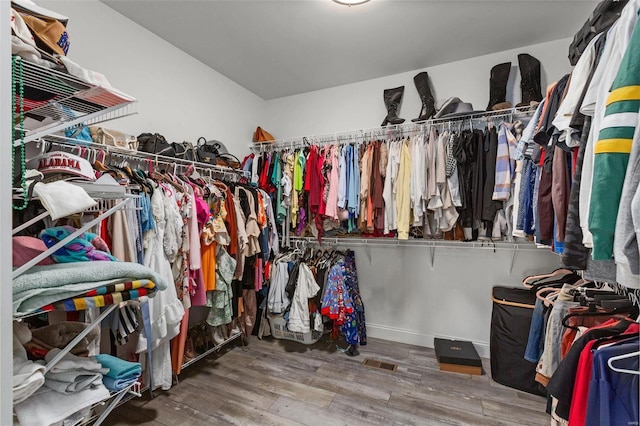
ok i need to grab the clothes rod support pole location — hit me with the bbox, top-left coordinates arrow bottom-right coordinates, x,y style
509,245 -> 518,275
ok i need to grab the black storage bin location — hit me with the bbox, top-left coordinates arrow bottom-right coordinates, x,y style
490,286 -> 546,396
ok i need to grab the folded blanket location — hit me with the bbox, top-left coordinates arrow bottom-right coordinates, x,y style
14,383 -> 110,426
38,280 -> 156,313
45,349 -> 109,375
13,261 -> 167,315
102,376 -> 138,392
40,225 -> 117,263
30,321 -> 100,356
44,371 -> 103,394
95,354 -> 141,380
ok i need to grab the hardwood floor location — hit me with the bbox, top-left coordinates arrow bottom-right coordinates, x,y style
103,335 -> 549,426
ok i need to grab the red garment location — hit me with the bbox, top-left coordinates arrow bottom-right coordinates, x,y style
568,322 -> 640,426
304,149 -> 313,192
561,311 -> 623,359
318,147 -> 327,216
100,219 -> 112,251
306,147 -> 324,240
259,153 -> 271,190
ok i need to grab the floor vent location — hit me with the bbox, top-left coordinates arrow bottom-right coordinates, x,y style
363,358 -> 398,372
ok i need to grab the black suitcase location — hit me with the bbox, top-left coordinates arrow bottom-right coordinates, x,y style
490,286 -> 546,396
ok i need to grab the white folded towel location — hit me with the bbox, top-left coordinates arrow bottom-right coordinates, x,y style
45,348 -> 108,374
44,370 -> 104,394
14,383 -> 110,426
13,322 -> 45,404
33,181 -> 97,220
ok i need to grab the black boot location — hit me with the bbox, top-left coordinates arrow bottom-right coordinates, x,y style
411,72 -> 436,122
381,86 -> 406,126
517,54 -> 543,107
486,62 -> 511,111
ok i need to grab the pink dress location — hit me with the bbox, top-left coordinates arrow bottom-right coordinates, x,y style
324,145 -> 341,220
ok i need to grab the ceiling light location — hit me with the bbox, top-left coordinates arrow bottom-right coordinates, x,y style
332,0 -> 370,6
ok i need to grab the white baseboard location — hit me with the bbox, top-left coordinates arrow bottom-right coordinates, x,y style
366,323 -> 491,359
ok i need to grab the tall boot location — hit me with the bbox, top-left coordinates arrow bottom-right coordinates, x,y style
486,62 -> 511,111
411,72 -> 436,122
381,86 -> 406,126
517,53 -> 543,107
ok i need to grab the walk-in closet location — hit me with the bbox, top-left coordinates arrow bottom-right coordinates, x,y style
3,0 -> 640,425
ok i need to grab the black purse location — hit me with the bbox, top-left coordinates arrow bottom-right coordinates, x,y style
172,141 -> 199,162
138,133 -> 176,157
196,137 -> 221,165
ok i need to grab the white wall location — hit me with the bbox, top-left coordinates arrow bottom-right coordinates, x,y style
351,245 -> 560,358
265,38 -> 572,355
265,38 -> 572,139
45,0 -> 265,157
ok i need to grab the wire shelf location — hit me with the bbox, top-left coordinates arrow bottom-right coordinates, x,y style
12,58 -> 137,145
36,135 -> 250,182
250,105 -> 537,152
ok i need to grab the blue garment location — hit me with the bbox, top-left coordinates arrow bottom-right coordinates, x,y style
338,145 -> 348,209
258,226 -> 270,262
243,155 -> 253,174
524,298 -> 546,362
585,339 -> 639,426
518,159 -> 536,235
346,145 -> 356,212
140,193 -> 155,234
346,145 -> 357,232
353,144 -> 361,217
533,166 -> 542,243
343,250 -> 366,345
553,218 -> 565,254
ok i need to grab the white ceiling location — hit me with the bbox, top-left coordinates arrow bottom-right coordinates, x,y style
102,0 -> 596,100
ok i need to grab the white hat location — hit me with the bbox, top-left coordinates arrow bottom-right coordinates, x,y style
28,151 -> 96,182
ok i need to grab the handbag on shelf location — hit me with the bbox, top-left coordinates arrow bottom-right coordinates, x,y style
172,141 -> 199,162
137,133 -> 175,157
216,153 -> 242,169
253,126 -> 275,143
90,126 -> 138,151
196,137 -> 221,165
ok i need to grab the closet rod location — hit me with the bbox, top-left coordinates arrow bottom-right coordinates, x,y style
37,135 -> 250,180
250,105 -> 537,152
288,236 -> 542,251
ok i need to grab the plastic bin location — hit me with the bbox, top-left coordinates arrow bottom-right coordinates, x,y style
268,313 -> 323,345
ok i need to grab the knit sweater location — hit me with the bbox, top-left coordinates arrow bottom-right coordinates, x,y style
590,9 -> 640,260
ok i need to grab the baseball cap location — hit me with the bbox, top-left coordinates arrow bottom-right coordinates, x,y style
28,151 -> 96,182
19,12 -> 70,56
